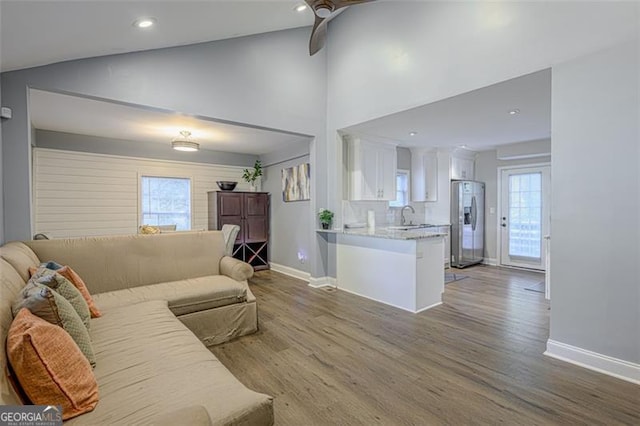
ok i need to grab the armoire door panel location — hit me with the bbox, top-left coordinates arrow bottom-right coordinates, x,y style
245,217 -> 268,242
245,193 -> 268,216
219,193 -> 243,216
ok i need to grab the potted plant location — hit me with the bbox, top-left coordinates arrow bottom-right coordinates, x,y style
318,209 -> 334,230
242,160 -> 263,191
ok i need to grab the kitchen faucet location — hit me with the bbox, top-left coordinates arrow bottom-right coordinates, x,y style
401,205 -> 415,226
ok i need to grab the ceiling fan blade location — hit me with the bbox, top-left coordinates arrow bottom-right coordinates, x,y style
309,15 -> 328,56
306,0 -> 377,55
333,0 -> 376,9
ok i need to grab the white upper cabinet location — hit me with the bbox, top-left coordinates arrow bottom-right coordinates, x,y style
451,155 -> 475,180
410,148 -> 438,202
347,138 -> 397,201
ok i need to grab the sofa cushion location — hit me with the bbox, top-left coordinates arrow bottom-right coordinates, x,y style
92,275 -> 248,316
30,267 -> 91,330
0,242 -> 40,282
64,300 -> 273,425
12,280 -> 96,367
145,406 -> 212,426
7,309 -> 99,420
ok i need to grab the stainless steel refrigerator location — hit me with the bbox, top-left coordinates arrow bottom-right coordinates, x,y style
451,180 -> 485,268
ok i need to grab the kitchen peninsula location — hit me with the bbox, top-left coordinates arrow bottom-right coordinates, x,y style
318,227 -> 446,313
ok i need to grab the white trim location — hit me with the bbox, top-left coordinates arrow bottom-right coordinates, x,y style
308,276 -> 337,288
544,339 -> 640,385
270,263 -> 310,282
338,286 -> 442,314
482,257 -> 498,266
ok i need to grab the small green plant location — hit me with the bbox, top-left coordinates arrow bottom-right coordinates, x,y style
318,209 -> 334,229
242,160 -> 263,184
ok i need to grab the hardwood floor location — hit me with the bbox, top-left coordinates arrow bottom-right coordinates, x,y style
211,266 -> 640,425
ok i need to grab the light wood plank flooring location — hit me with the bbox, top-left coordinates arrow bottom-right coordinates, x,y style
211,266 -> 640,425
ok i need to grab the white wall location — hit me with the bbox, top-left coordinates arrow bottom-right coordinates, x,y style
33,148 -> 248,238
475,146 -> 551,264
549,40 -> 639,364
261,154 -> 311,274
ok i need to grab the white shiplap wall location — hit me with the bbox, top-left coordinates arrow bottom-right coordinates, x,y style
33,148 -> 254,238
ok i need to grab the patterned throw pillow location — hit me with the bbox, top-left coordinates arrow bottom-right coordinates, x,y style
7,308 -> 99,420
29,264 -> 102,318
139,225 -> 160,234
30,266 -> 91,329
12,281 -> 96,367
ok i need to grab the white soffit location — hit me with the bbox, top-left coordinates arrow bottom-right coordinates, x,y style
29,89 -> 312,155
344,69 -> 551,151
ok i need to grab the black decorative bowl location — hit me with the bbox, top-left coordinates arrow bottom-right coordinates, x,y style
217,181 -> 238,191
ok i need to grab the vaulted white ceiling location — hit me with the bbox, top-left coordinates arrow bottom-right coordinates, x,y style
0,1 -> 314,72
5,1 -> 551,154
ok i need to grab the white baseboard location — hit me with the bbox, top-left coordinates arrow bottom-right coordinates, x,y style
482,257 -> 498,266
270,263 -> 310,282
544,339 -> 640,385
337,286 -> 442,314
308,276 -> 337,288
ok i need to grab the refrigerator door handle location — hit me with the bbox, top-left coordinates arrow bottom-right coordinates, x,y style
471,195 -> 477,231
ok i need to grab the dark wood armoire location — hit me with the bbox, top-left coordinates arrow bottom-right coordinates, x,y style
208,191 -> 270,270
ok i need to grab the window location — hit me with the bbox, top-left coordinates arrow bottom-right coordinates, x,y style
141,176 -> 191,231
508,172 -> 542,259
389,170 -> 410,207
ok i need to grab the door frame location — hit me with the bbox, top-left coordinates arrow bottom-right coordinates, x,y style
496,162 -> 551,272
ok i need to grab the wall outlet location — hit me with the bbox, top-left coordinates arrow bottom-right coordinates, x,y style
0,107 -> 12,119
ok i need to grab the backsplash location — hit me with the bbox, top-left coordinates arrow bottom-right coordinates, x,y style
342,200 -> 426,228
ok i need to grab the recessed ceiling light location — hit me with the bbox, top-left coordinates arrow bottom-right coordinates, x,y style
133,17 -> 157,29
459,144 -> 468,149
509,109 -> 520,115
294,4 -> 307,12
409,131 -> 417,136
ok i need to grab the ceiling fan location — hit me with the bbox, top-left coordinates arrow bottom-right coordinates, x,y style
305,0 -> 376,56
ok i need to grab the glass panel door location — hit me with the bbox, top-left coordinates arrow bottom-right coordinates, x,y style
500,166 -> 550,270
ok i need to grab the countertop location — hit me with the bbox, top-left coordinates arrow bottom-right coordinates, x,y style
317,227 -> 447,241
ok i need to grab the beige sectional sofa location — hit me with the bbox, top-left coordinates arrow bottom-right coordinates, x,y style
0,231 -> 273,425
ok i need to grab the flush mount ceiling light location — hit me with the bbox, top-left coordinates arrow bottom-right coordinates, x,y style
172,131 -> 199,152
294,3 -> 308,12
133,17 -> 157,29
409,131 -> 418,136
509,108 -> 521,115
